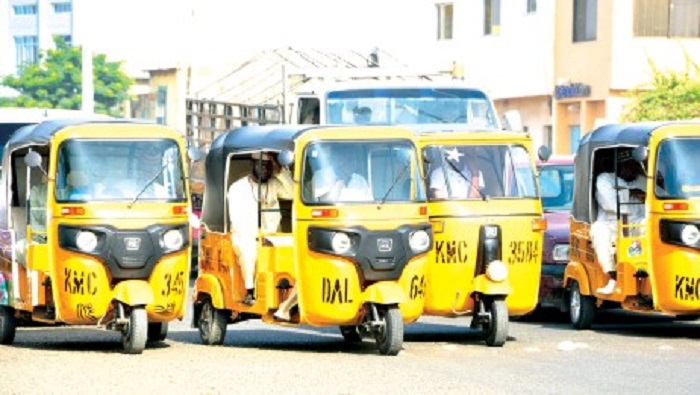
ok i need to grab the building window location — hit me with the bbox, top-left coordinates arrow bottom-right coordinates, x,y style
53,2 -> 72,13
14,36 -> 39,69
527,0 -> 537,13
573,0 -> 597,42
13,4 -> 38,15
634,0 -> 700,38
156,86 -> 168,125
484,0 -> 501,35
437,3 -> 454,40
570,125 -> 581,154
543,125 -> 553,149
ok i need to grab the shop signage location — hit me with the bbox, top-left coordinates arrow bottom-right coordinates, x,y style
554,83 -> 591,100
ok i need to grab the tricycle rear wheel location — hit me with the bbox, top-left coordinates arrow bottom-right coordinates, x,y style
198,297 -> 227,345
122,307 -> 148,354
0,306 -> 16,345
147,322 -> 168,342
375,306 -> 403,356
569,280 -> 595,329
484,299 -> 508,347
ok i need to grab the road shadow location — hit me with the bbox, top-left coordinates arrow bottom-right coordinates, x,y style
516,307 -> 700,340
402,319 -> 516,345
8,326 -> 172,353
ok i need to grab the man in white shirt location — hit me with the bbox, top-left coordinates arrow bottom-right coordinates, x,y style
228,152 -> 294,305
429,147 -> 483,199
590,155 -> 646,295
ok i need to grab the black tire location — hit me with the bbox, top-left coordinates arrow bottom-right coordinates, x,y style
147,322 -> 168,342
0,306 -> 16,345
122,307 -> 148,354
375,306 -> 403,356
198,297 -> 227,345
339,325 -> 362,343
569,281 -> 596,330
484,299 -> 509,347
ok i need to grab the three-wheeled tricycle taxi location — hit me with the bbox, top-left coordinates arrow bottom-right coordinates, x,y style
416,129 -> 548,346
192,125 -> 432,355
566,121 -> 700,329
0,119 -> 198,354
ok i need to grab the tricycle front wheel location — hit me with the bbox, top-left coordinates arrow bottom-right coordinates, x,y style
122,307 -> 148,354
483,299 -> 508,347
374,306 -> 403,356
198,297 -> 227,345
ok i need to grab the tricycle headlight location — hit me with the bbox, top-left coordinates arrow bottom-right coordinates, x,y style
76,231 -> 98,253
331,232 -> 352,254
681,225 -> 700,246
552,244 -> 570,261
162,229 -> 184,251
485,260 -> 508,282
409,229 -> 430,253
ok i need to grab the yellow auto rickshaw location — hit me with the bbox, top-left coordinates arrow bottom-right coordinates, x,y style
566,121 -> 700,329
193,125 -> 432,355
0,119 -> 199,354
416,130 -> 548,346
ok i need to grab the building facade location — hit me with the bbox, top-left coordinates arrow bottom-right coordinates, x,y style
0,0 -> 74,77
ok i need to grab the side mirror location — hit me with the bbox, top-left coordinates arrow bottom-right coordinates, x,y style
24,150 -> 43,168
632,146 -> 648,162
277,149 -> 294,167
422,147 -> 440,164
188,147 -> 205,162
537,145 -> 552,162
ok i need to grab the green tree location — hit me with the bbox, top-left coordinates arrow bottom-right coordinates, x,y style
623,56 -> 700,122
1,38 -> 133,116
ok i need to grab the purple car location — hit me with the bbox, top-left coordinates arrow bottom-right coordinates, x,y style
537,156 -> 574,312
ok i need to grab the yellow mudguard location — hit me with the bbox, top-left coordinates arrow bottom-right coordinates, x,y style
194,274 -> 225,309
112,280 -> 154,306
363,282 -> 405,305
473,274 -> 511,296
564,261 -> 592,296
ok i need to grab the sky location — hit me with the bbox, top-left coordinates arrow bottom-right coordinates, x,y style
78,0 -> 434,72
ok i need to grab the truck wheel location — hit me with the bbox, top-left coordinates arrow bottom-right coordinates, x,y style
375,306 -> 403,356
198,297 -> 227,345
122,307 -> 148,354
339,326 -> 362,343
484,299 -> 508,347
147,322 -> 168,342
0,306 -> 16,345
569,281 -> 595,329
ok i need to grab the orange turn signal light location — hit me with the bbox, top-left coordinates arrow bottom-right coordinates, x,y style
61,206 -> 85,216
311,208 -> 339,218
419,206 -> 428,215
173,205 -> 188,215
663,202 -> 688,211
532,217 -> 548,231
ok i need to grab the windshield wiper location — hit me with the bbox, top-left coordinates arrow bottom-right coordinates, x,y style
445,159 -> 488,201
127,160 -> 170,209
377,162 -> 411,209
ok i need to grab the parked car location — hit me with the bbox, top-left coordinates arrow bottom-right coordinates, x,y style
537,156 -> 574,312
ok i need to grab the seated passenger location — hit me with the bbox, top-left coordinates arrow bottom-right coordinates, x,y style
429,148 -> 483,199
67,171 -> 91,200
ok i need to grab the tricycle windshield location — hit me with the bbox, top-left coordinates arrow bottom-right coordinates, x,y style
655,137 -> 700,199
301,140 -> 426,204
424,144 -> 537,200
56,139 -> 186,202
326,88 -> 498,129
539,164 -> 574,211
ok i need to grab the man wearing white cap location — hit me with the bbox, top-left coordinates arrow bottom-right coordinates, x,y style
228,151 -> 294,305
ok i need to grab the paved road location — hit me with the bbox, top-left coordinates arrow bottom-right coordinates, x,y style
1,288 -> 699,395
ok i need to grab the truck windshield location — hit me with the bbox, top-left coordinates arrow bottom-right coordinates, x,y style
326,88 -> 498,129
424,144 -> 537,200
538,164 -> 574,211
655,138 -> 700,199
56,139 -> 186,202
301,140 -> 426,204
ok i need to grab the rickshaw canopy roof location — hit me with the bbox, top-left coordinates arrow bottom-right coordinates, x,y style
572,121 -> 678,223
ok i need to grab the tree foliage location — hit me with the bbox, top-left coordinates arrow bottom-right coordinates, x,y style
1,38 -> 133,116
623,56 -> 700,122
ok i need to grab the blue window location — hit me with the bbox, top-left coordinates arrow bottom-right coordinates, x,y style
53,2 -> 72,13
13,4 -> 38,15
570,125 -> 581,154
14,36 -> 39,69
